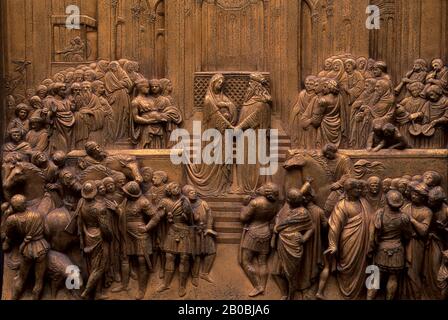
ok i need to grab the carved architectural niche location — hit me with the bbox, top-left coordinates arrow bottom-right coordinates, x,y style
51,15 -> 97,64
193,71 -> 270,111
105,0 -> 166,78
369,0 -> 397,81
200,0 -> 268,71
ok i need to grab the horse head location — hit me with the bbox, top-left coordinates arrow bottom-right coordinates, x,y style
104,155 -> 143,183
283,149 -> 333,208
2,161 -> 45,202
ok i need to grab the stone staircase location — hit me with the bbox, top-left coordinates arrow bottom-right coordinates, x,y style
114,128 -> 292,244
205,194 -> 246,244
205,132 -> 291,244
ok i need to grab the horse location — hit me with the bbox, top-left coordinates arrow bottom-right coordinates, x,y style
102,154 -> 143,183
2,159 -> 78,252
2,159 -> 46,205
283,149 -> 334,209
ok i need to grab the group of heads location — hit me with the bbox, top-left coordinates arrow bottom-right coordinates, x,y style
134,78 -> 173,97
350,170 -> 446,209
303,75 -> 340,95
321,54 -> 387,76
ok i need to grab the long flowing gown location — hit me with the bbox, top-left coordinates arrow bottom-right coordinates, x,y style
45,96 -> 75,153
290,90 -> 315,148
314,93 -> 344,148
235,89 -> 272,193
186,75 -> 237,196
273,204 -> 314,292
349,85 -> 376,149
297,202 -> 326,290
105,67 -> 132,141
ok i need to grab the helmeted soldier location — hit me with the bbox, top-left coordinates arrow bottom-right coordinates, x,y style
112,181 -> 161,300
76,181 -> 112,300
239,182 -> 280,297
156,182 -> 194,297
183,184 -> 217,287
367,190 -> 412,300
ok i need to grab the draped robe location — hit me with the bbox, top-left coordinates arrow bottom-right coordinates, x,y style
313,93 -> 344,148
341,71 -> 365,104
328,198 -> 372,299
290,90 -> 315,148
297,202 -> 326,290
105,68 -> 132,140
26,128 -> 49,153
423,203 -> 448,299
44,96 -> 74,153
274,204 -> 314,291
395,96 -> 426,148
349,87 -> 376,149
235,91 -> 272,193
73,94 -> 105,148
186,81 -> 237,196
401,203 -> 432,299
420,96 -> 448,148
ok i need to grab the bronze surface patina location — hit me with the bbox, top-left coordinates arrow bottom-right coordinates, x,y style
1,0 -> 448,300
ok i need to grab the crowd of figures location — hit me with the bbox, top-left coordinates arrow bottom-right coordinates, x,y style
1,142 -> 216,300
290,54 -> 448,150
4,59 -> 183,155
239,143 -> 448,300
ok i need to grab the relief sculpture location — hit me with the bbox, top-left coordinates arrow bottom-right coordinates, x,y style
2,0 -> 448,302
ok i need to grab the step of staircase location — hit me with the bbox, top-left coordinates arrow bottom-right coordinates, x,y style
216,232 -> 242,244
215,221 -> 243,233
205,196 -> 245,244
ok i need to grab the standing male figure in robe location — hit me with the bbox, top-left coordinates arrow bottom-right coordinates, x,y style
271,188 -> 314,300
316,178 -> 373,300
311,79 -> 346,148
82,81 -> 112,146
401,182 -> 433,299
290,76 -> 316,148
297,179 -> 328,292
91,80 -> 114,146
73,81 -> 110,148
234,73 -> 272,194
318,143 -> 354,217
44,82 -> 75,153
104,61 -> 133,141
341,59 -> 365,104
